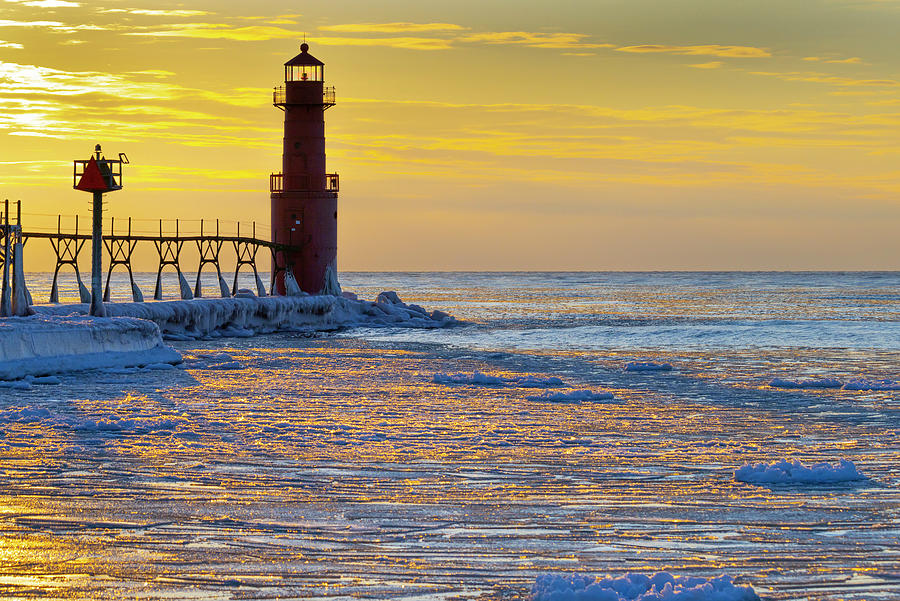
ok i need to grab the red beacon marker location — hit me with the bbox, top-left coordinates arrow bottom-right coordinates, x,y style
73,144 -> 129,315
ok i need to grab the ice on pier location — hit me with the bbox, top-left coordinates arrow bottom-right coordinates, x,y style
841,378 -> 900,391
734,458 -> 865,485
527,389 -> 615,403
432,371 -> 565,388
624,361 -> 673,372
32,291 -> 455,341
0,315 -> 180,380
769,377 -> 843,389
530,572 -> 759,601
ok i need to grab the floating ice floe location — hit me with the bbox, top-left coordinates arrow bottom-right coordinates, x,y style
624,361 -> 673,372
768,377 -> 898,391
527,389 -> 615,403
530,572 -> 759,601
432,372 -> 565,388
734,458 -> 865,485
769,377 -> 843,389
841,378 -> 900,391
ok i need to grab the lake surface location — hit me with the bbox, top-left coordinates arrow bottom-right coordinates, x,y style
0,271 -> 897,599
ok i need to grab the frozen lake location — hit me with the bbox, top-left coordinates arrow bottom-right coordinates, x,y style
0,272 -> 897,599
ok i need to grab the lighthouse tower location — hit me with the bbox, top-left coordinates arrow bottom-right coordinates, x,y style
271,42 -> 338,294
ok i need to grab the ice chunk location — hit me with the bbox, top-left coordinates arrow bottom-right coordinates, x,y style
528,389 -> 615,403
841,378 -> 900,391
433,371 -> 505,386
530,572 -> 759,601
376,291 -> 405,306
769,377 -> 843,389
735,458 -> 865,484
625,361 -> 673,372
516,376 -> 565,388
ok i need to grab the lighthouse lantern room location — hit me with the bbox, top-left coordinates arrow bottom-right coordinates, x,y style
271,42 -> 338,295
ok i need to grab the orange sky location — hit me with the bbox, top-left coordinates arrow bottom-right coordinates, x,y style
1,0 -> 898,270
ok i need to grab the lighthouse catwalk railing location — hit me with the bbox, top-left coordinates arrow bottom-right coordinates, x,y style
0,202 -> 304,313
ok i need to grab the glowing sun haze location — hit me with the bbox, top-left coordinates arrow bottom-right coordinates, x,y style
1,0 -> 898,270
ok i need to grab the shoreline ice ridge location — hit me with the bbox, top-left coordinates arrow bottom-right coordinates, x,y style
30,290 -> 456,341
2,291 -> 453,380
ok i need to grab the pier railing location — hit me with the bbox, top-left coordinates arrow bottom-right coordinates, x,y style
0,202 -> 304,311
270,172 -> 339,193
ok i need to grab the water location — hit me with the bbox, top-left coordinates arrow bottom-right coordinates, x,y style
0,271 -> 897,599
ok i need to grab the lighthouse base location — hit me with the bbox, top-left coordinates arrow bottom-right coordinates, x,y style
271,190 -> 337,295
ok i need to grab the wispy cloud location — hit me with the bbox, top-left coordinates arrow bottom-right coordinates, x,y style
0,40 -> 23,48
803,56 -> 865,64
689,61 -> 724,69
127,23 -> 299,41
314,36 -> 454,50
4,0 -> 80,7
459,31 -> 613,49
320,22 -> 466,33
101,9 -> 210,17
0,19 -> 105,32
617,44 -> 771,58
751,70 -> 899,87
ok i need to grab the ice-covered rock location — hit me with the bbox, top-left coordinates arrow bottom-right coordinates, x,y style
735,458 -> 865,485
0,314 -> 180,380
625,361 -> 673,372
528,389 -> 615,403
530,572 -> 759,601
376,291 -> 404,306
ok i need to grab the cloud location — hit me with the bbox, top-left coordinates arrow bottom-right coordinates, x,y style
314,36 -> 453,50
101,9 -> 210,17
617,44 -> 771,58
0,19 -> 104,33
319,22 -> 466,33
751,70 -> 899,87
804,56 -> 865,64
127,24 -> 300,42
0,40 -> 23,48
689,61 -> 724,69
459,31 -> 613,49
4,0 -> 80,7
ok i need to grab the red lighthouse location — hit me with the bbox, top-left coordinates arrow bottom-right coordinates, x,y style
271,43 -> 339,294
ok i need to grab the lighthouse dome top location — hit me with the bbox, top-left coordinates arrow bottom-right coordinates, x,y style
285,42 -> 324,67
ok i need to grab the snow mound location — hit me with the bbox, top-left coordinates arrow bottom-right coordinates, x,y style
527,389 -> 615,403
0,315 -> 180,380
841,378 -> 900,391
530,572 -> 759,601
432,372 -> 566,388
769,377 -> 843,389
735,458 -> 865,485
625,361 -> 673,372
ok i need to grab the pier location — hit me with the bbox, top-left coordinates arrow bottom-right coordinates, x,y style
0,199 -> 302,316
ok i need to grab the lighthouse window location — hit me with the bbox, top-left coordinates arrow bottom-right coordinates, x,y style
285,64 -> 322,82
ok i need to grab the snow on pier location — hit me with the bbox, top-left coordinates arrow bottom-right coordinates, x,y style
2,292 -> 453,379
0,314 -> 179,380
